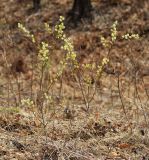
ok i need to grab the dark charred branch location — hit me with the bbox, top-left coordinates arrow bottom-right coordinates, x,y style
31,0 -> 93,25
67,0 -> 93,24
33,0 -> 41,11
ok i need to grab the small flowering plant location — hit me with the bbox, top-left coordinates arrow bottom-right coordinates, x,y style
17,17 -> 140,113
38,42 -> 50,66
100,21 -> 118,48
18,23 -> 35,43
99,21 -> 140,75
100,21 -> 139,48
122,33 -> 139,40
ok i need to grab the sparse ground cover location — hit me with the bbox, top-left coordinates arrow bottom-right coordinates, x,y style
0,0 -> 149,159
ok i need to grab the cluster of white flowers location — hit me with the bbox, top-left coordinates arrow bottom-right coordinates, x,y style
100,36 -> 110,48
38,42 -> 49,64
55,16 -> 65,39
18,23 -> 35,43
21,98 -> 34,106
122,33 -> 139,40
96,57 -> 109,77
44,23 -> 52,34
111,21 -> 118,42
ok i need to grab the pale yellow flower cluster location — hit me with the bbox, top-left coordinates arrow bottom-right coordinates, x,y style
21,98 -> 34,106
111,21 -> 118,42
18,23 -> 35,43
122,33 -> 139,40
38,42 -> 49,64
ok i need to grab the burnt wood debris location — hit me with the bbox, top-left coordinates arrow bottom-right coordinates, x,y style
32,0 -> 92,22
